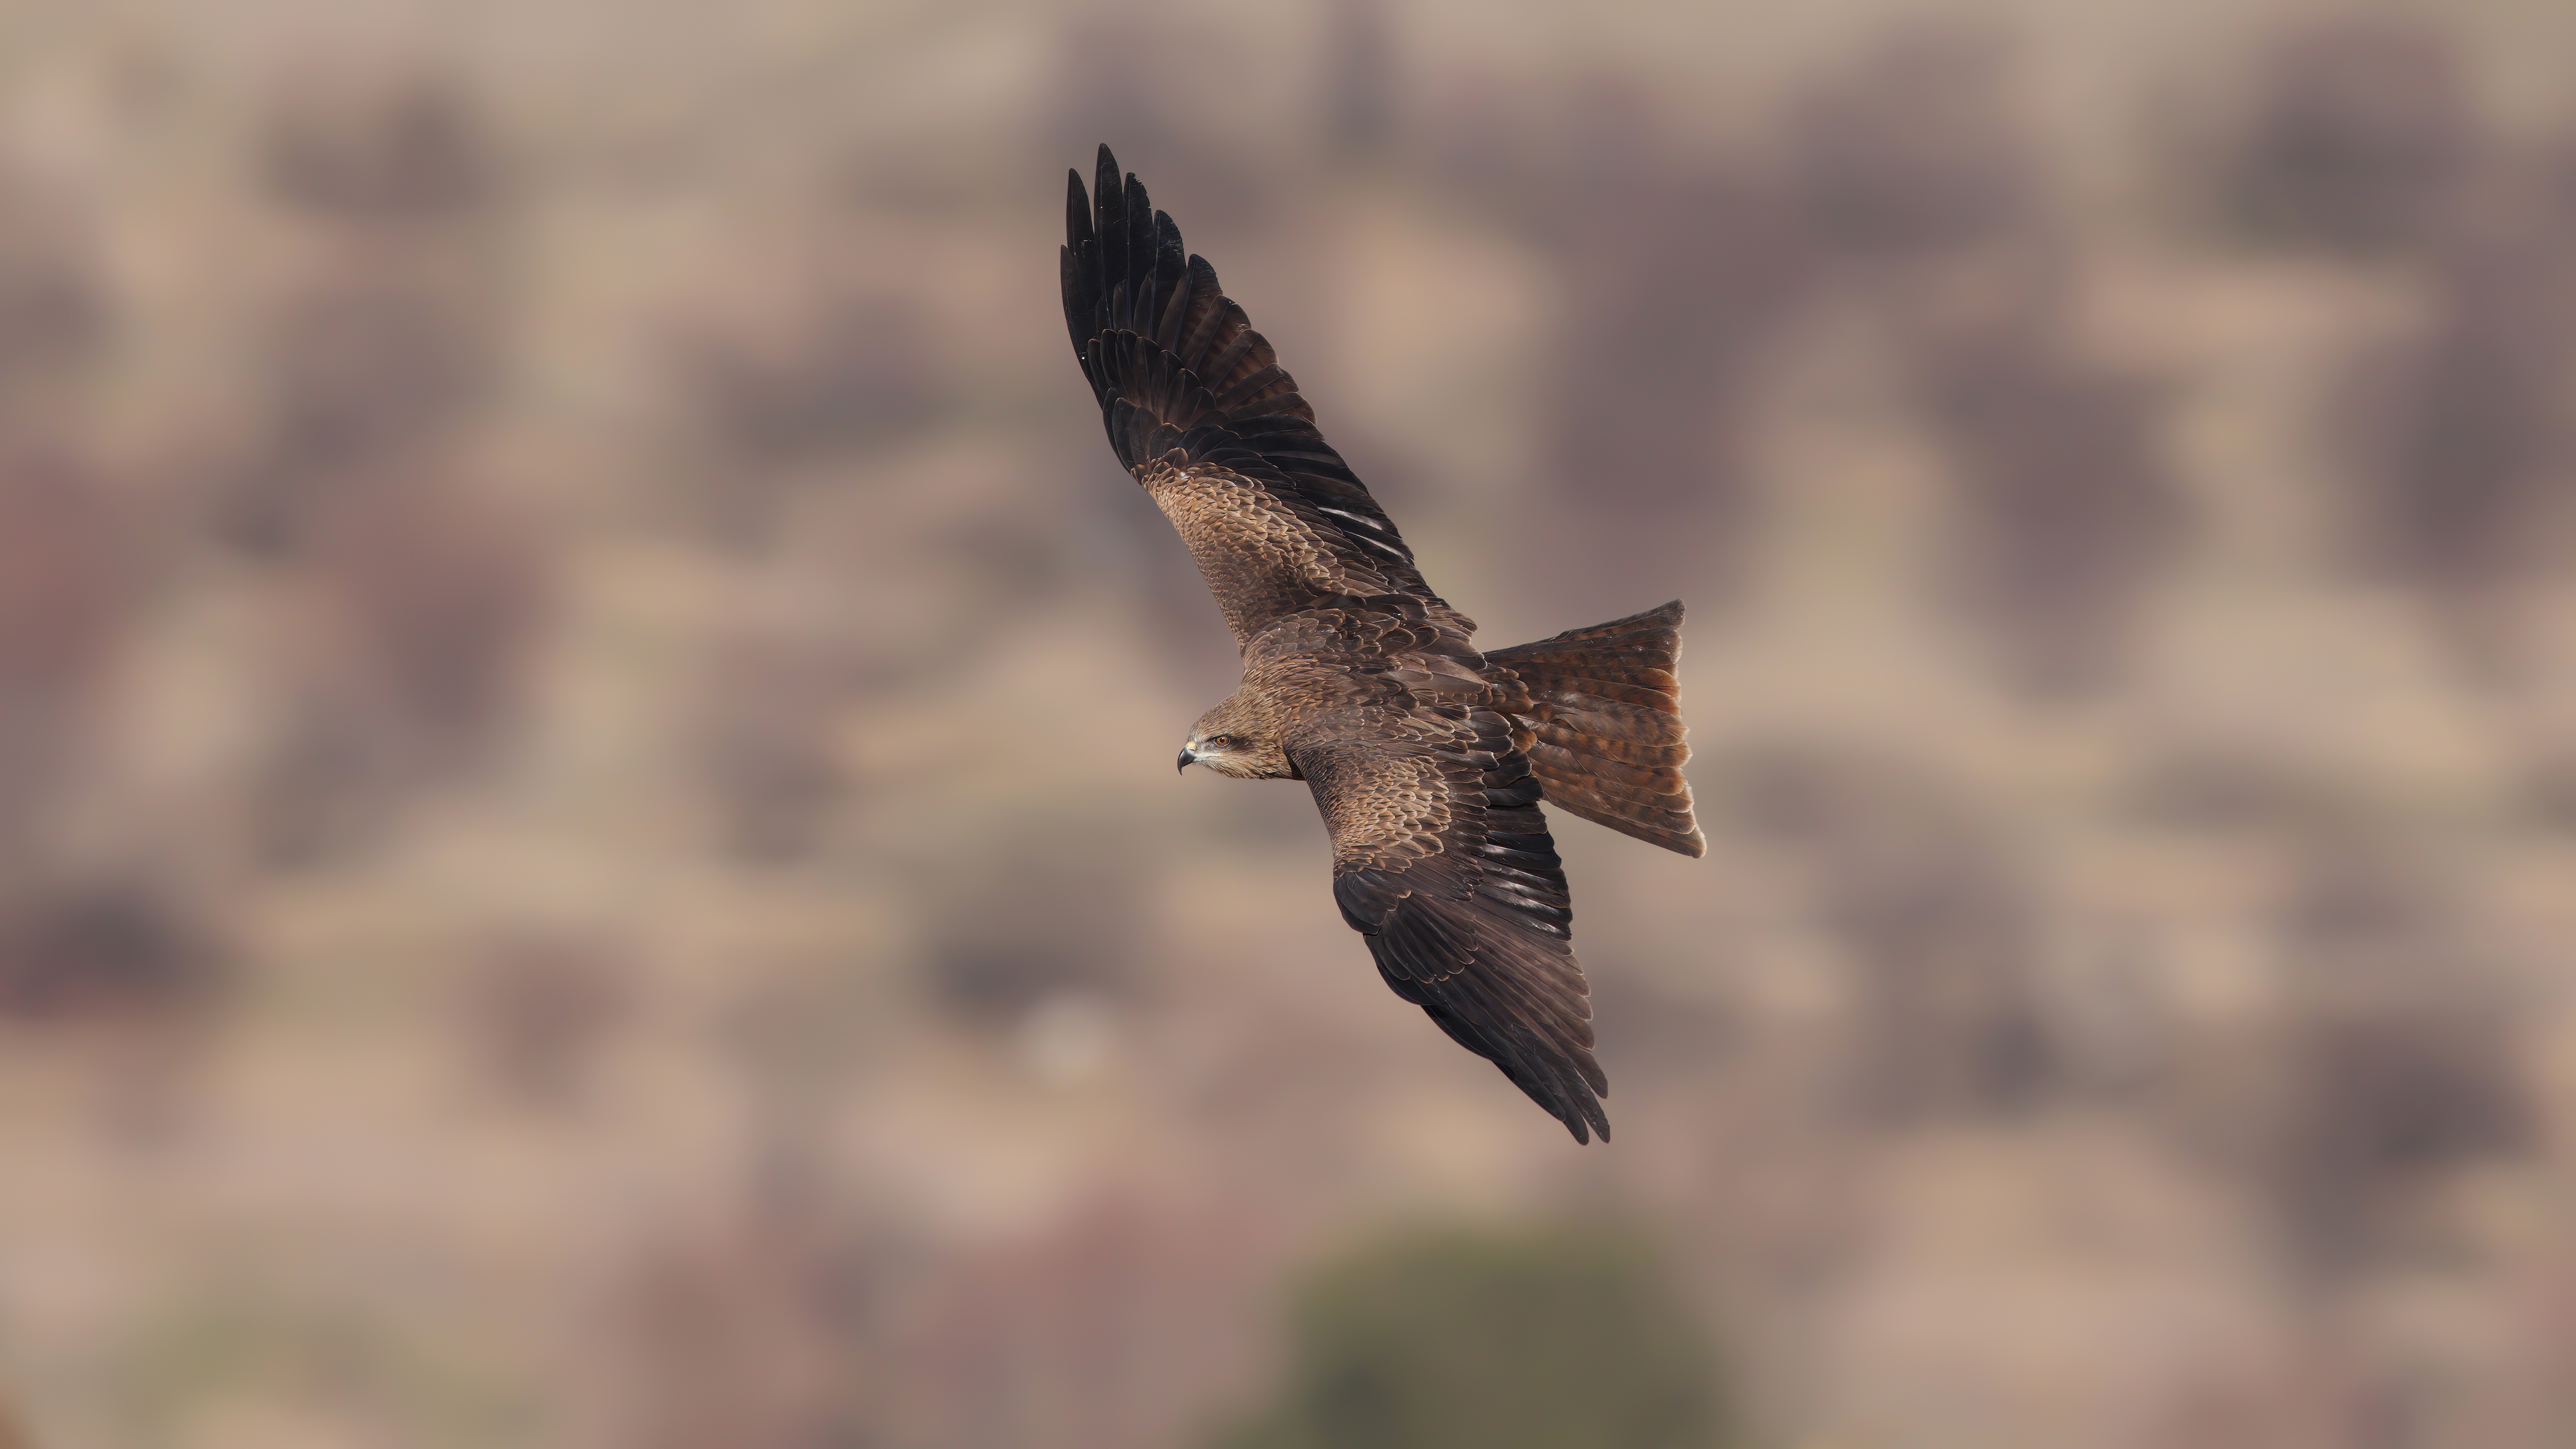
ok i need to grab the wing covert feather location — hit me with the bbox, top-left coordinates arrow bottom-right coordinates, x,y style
1293,698 -> 1610,1143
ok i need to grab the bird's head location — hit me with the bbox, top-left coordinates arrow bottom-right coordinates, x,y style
1179,698 -> 1296,780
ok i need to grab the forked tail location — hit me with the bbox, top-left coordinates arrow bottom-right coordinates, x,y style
1489,600 -> 1705,858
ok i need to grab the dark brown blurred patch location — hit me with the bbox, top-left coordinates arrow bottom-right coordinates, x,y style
2181,837 -> 2535,1278
0,445 -> 144,888
2218,17 -> 2480,255
919,826 -> 1146,1026
313,472 -> 545,740
2514,751 -> 2576,833
676,292 -> 939,486
262,76 -> 495,223
1320,0 -> 1397,161
254,473 -> 547,865
1701,743 -> 2059,1120
0,445 -> 128,702
0,881 -> 225,1025
1523,76 -> 1813,608
1896,260 -> 2189,694
2328,243 -> 2576,674
1822,798 -> 2053,1123
245,277 -> 490,527
2263,992 -> 2530,1273
229,75 -> 504,557
1787,23 -> 2039,262
0,175 -> 107,396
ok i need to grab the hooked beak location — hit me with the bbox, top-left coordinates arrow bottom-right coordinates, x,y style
1177,744 -> 1197,774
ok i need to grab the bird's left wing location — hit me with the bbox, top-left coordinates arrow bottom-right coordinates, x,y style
1063,145 -> 1468,649
1286,670 -> 1610,1143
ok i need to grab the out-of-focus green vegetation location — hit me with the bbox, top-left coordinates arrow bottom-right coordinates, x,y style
1217,1223 -> 1731,1449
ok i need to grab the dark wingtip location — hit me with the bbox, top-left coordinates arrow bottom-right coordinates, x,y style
1571,1072 -> 1611,1143
1153,209 -> 1185,279
1066,167 -> 1091,248
1091,146 -> 1126,294
1559,1095 -> 1610,1144
1093,145 -> 1121,224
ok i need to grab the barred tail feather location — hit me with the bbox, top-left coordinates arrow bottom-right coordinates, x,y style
1489,601 -> 1705,858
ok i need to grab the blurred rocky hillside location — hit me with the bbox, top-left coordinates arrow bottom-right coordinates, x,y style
0,2 -> 2571,1447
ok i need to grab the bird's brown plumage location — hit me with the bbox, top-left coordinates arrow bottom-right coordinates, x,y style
1063,145 -> 1703,1142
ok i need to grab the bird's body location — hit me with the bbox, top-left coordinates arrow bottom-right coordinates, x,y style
1063,146 -> 1703,1142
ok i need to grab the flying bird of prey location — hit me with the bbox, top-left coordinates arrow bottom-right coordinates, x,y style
1061,146 -> 1704,1142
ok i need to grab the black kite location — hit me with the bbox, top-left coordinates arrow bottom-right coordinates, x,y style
1061,146 -> 1703,1142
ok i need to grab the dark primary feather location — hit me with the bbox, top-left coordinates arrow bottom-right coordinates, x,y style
1063,145 -> 1460,639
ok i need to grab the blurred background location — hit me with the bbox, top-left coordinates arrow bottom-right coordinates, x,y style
0,0 -> 2571,1444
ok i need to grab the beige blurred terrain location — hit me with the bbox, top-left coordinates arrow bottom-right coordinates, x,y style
0,0 -> 2573,1445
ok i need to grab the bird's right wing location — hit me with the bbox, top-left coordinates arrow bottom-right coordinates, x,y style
1289,683 -> 1610,1143
1063,145 -> 1468,650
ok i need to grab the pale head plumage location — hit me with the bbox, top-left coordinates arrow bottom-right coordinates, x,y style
1181,694 -> 1295,780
